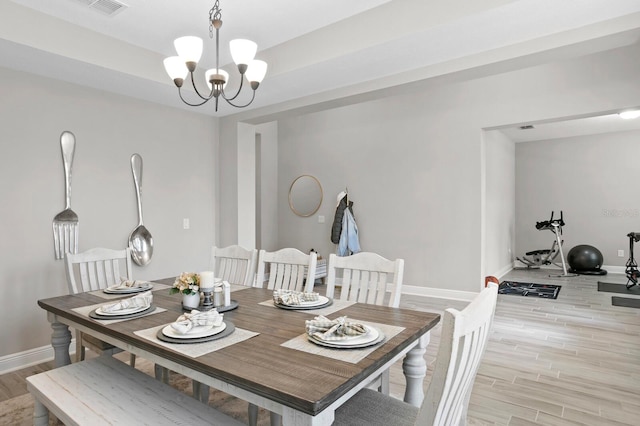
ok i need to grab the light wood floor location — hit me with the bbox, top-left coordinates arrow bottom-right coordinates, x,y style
3,269 -> 639,425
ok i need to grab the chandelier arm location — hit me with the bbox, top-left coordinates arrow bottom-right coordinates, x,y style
221,89 -> 256,109
220,75 -> 246,102
188,72 -> 216,101
178,87 -> 215,107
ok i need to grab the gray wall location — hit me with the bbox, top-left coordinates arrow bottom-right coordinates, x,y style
0,67 -> 217,358
515,129 -> 640,269
219,43 -> 640,294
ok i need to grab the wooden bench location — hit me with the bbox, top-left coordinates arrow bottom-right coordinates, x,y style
26,356 -> 245,426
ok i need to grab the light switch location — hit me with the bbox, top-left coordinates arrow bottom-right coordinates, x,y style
318,215 -> 325,223
183,218 -> 190,229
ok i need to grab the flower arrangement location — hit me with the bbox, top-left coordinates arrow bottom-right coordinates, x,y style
170,272 -> 200,295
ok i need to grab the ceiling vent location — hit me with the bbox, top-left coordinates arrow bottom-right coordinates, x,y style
519,125 -> 535,130
71,0 -> 128,17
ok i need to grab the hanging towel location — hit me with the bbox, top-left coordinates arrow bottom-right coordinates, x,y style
338,205 -> 361,256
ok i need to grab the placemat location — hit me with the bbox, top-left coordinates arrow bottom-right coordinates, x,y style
259,298 -> 355,316
280,320 -> 405,364
89,283 -> 171,300
135,324 -> 259,358
72,302 -> 166,324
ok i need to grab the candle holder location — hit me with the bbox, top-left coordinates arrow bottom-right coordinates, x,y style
200,288 -> 215,311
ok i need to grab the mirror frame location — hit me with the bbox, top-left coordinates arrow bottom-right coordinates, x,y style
288,175 -> 323,217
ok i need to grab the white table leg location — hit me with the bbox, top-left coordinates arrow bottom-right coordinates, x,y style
32,398 -> 49,426
403,332 -> 430,407
51,321 -> 72,368
281,406 -> 333,426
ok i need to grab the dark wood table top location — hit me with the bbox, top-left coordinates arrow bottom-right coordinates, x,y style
38,285 -> 440,416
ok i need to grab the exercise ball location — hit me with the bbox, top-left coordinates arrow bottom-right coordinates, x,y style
567,244 -> 604,272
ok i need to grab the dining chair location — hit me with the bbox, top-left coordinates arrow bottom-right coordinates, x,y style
255,248 -> 317,292
326,252 -> 404,308
333,282 -> 499,426
64,247 -> 136,366
325,252 -> 404,395
211,245 -> 258,287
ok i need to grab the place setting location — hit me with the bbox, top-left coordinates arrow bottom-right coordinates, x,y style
305,315 -> 385,349
103,278 -> 154,295
271,289 -> 333,310
156,309 -> 235,344
84,291 -> 162,321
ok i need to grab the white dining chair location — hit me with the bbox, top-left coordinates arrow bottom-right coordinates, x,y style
325,252 -> 404,395
249,247 -> 317,426
211,245 -> 258,287
255,248 -> 317,292
333,282 -> 499,426
64,247 -> 136,366
326,252 -> 404,308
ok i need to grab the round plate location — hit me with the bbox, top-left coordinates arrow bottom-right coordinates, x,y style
181,300 -> 239,313
103,284 -> 153,294
96,303 -> 150,316
162,322 -> 227,339
89,304 -> 155,320
156,321 -> 236,344
274,296 -> 333,310
308,325 -> 385,349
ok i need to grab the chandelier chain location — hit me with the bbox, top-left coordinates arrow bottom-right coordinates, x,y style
209,0 -> 221,39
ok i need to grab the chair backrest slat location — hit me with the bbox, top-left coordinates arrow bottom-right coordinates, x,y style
326,252 -> 404,308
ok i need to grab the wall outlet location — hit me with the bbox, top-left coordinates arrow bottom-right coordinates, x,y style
183,218 -> 190,229
618,249 -> 625,257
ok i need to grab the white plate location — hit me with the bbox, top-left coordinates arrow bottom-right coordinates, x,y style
278,295 -> 329,308
161,322 -> 227,339
104,283 -> 153,294
310,325 -> 379,346
96,304 -> 150,316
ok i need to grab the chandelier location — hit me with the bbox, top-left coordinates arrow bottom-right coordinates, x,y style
163,0 -> 268,111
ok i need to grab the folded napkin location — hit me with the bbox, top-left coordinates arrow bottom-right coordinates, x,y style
305,315 -> 367,341
170,309 -> 224,335
100,291 -> 153,313
111,277 -> 151,289
273,289 -> 320,306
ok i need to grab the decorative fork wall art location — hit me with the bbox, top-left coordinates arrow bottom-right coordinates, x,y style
52,131 -> 79,259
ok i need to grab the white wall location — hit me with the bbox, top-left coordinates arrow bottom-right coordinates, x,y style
515,129 -> 640,269
0,66 -> 217,358
219,43 -> 640,295
485,130 -> 516,276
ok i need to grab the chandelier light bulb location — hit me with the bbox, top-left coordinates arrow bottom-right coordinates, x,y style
174,36 -> 204,69
245,60 -> 268,84
163,56 -> 188,85
229,39 -> 257,68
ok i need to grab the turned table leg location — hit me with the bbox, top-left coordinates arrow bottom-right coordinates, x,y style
51,320 -> 72,368
403,332 -> 430,407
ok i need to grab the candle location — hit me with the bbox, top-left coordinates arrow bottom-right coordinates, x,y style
223,281 -> 231,306
200,271 -> 215,289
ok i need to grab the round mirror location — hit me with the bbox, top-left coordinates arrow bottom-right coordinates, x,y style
289,175 -> 323,217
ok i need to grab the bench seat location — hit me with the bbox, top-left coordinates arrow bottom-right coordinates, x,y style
26,356 -> 244,426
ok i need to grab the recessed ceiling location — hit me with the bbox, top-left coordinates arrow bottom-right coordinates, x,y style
3,0 -> 640,117
499,112 -> 640,143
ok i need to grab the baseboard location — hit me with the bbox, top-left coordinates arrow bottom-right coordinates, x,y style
401,284 -> 478,302
0,339 -> 75,375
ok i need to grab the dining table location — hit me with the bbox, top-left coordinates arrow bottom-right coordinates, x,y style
37,279 -> 440,425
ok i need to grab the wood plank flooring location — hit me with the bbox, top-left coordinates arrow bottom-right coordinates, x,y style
3,269 -> 639,425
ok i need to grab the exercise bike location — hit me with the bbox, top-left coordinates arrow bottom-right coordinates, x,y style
624,232 -> 640,288
517,211 -> 576,277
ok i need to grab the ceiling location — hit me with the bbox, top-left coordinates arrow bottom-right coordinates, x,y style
2,0 -> 640,120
